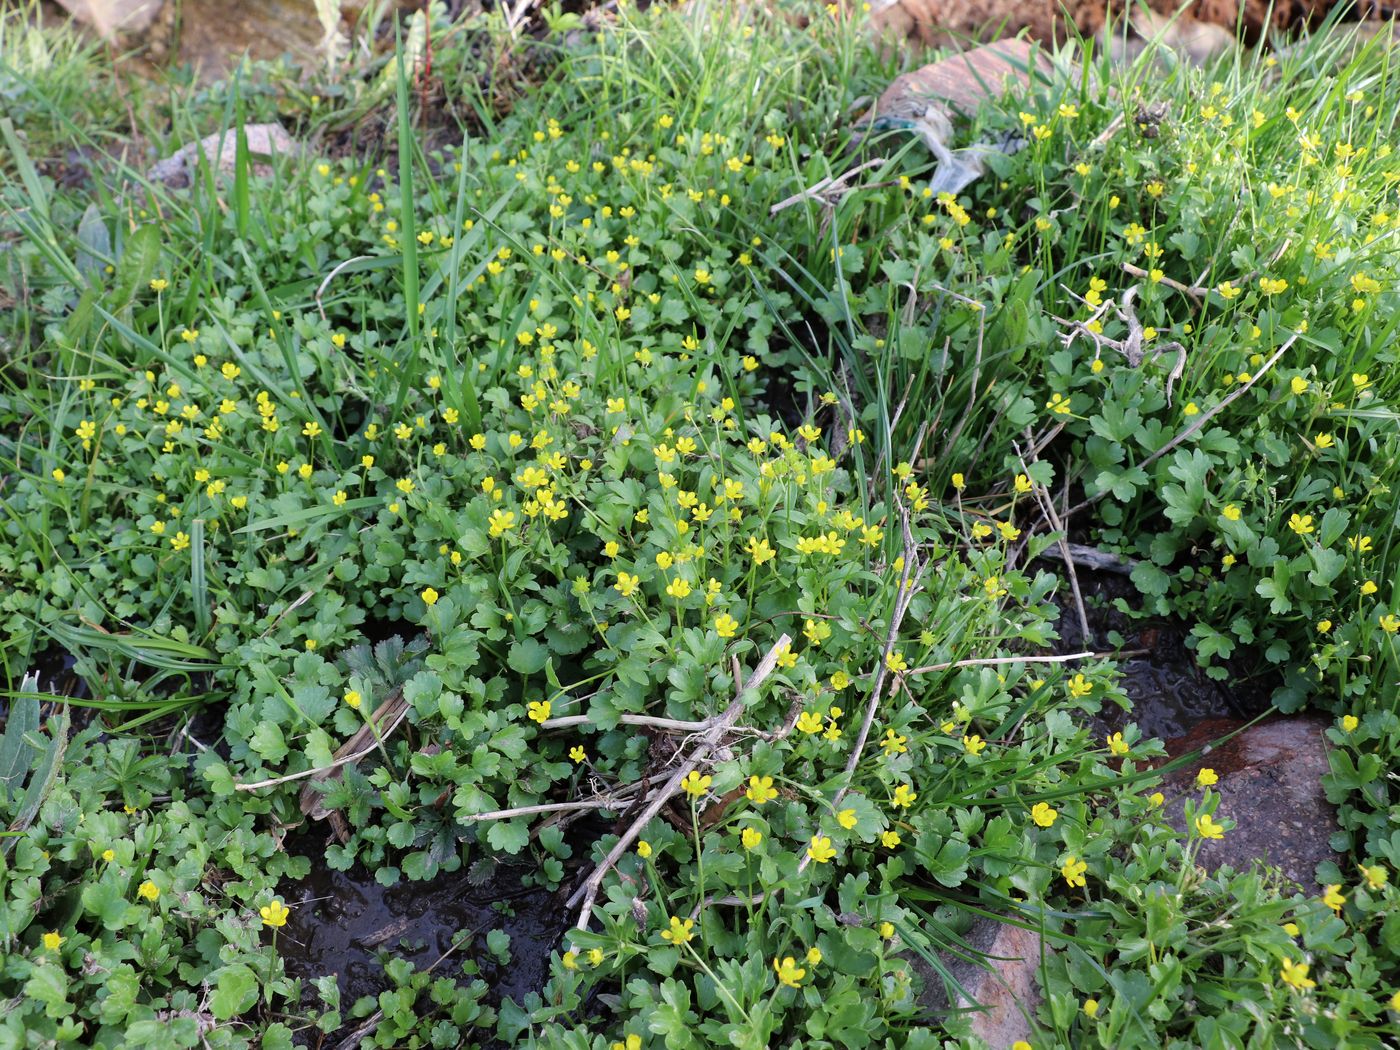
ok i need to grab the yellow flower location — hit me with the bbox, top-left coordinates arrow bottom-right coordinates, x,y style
1061,855 -> 1087,888
1380,614 -> 1400,634
745,775 -> 778,805
1291,376 -> 1310,395
1194,813 -> 1226,839
170,531 -> 190,551
879,921 -> 896,939
1149,792 -> 1164,807
526,700 -> 551,724
714,613 -> 739,638
665,577 -> 692,600
614,571 -> 640,597
807,835 -> 836,863
881,728 -> 908,756
1083,998 -> 1099,1018
881,830 -> 902,848
961,735 -> 986,756
1067,674 -> 1093,698
796,710 -> 823,734
259,899 -> 290,928
681,771 -> 712,799
1279,958 -> 1315,991
891,784 -> 917,808
660,916 -> 694,945
636,840 -> 653,859
837,808 -> 858,830
1288,513 -> 1315,536
137,880 -> 160,902
1360,864 -> 1389,891
343,689 -> 362,709
420,587 -> 439,606
149,278 -> 169,292
745,536 -> 776,565
773,955 -> 806,988
741,827 -> 763,850
1106,732 -> 1129,757
1322,884 -> 1346,913
1031,802 -> 1058,827
101,849 -> 115,862
807,946 -> 822,966
1362,580 -> 1378,595
1222,503 -> 1242,521
1389,989 -> 1400,1012
42,931 -> 64,951
1196,768 -> 1218,788
1341,715 -> 1358,733
569,746 -> 586,763
885,650 -> 908,673
561,950 -> 577,970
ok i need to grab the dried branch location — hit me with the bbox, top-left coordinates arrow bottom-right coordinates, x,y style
1064,329 -> 1300,519
770,159 -> 885,215
566,634 -> 792,929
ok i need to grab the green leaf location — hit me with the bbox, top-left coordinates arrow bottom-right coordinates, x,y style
211,963 -> 260,1021
485,819 -> 530,855
507,638 -> 549,675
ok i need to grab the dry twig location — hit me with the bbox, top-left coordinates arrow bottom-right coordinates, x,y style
565,634 -> 792,929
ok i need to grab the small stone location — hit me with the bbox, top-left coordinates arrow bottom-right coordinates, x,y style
146,124 -> 299,188
1157,716 -> 1341,888
52,0 -> 163,42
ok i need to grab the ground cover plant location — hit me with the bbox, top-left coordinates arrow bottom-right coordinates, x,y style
1,1 -> 1399,1048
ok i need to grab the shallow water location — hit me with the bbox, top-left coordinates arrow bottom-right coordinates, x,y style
1051,570 -> 1273,740
279,837 -> 571,1009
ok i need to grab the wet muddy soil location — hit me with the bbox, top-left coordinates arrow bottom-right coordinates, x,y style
1050,569 -> 1274,740
279,836 -> 575,1013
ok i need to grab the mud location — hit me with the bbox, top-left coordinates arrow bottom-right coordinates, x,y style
1051,570 -> 1274,740
278,836 -> 574,1012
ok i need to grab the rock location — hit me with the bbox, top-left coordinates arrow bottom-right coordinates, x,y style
908,917 -> 1043,1046
869,38 -> 1053,122
52,0 -> 163,41
856,39 -> 1053,193
146,124 -> 299,188
1157,716 -> 1341,888
1127,10 -> 1238,66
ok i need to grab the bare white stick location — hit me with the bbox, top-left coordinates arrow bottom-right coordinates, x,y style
540,713 -> 712,733
566,634 -> 792,928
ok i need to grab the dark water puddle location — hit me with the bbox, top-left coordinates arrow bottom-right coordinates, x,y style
1050,569 -> 1273,740
280,836 -> 571,1013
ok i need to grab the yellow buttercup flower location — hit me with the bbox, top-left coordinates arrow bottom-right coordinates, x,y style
42,931 -> 64,951
807,835 -> 836,863
259,899 -> 290,928
526,700 -> 551,724
773,955 -> 806,988
1031,802 -> 1058,827
1061,855 -> 1087,888
745,775 -> 778,805
1279,958 -> 1315,991
681,771 -> 712,799
741,827 -> 763,850
1196,768 -> 1218,788
1194,813 -> 1226,840
1322,884 -> 1345,913
660,916 -> 694,945
137,880 -> 160,902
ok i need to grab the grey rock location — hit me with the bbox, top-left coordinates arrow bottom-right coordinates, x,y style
1157,716 -> 1341,888
146,123 -> 299,188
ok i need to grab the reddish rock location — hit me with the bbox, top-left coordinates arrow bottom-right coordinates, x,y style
1156,716 -> 1340,888
909,918 -> 1043,1045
